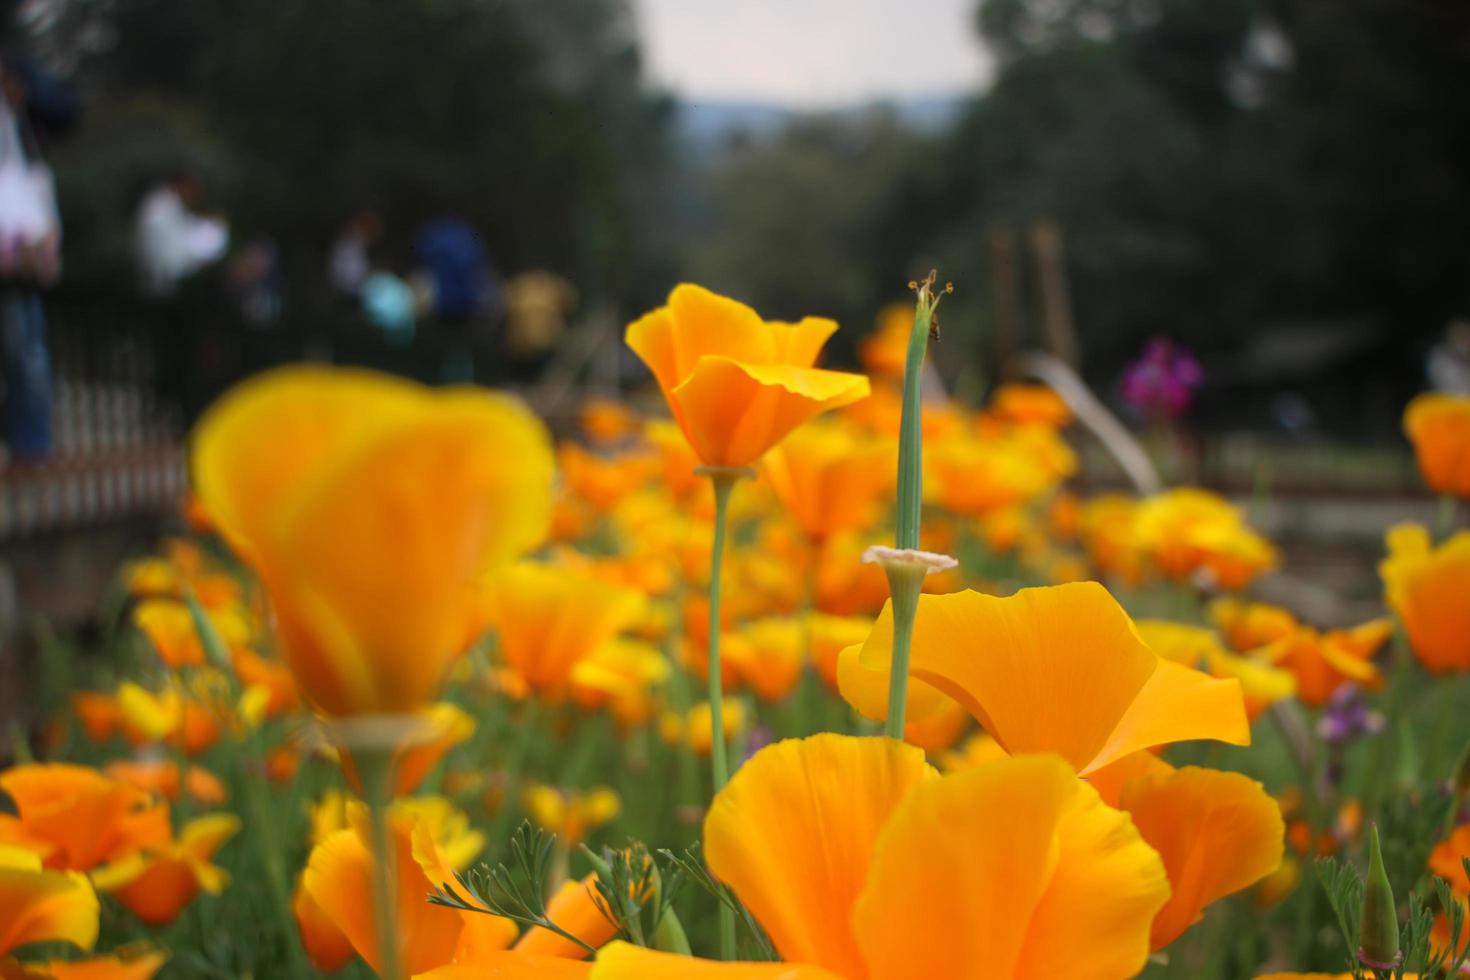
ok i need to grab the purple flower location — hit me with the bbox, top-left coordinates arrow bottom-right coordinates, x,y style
1121,337 -> 1204,420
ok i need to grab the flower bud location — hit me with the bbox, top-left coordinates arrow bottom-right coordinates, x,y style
1358,823 -> 1400,970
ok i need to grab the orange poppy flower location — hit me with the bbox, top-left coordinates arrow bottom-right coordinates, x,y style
1116,766 -> 1284,949
724,619 -> 806,704
838,582 -> 1250,776
1257,620 -> 1391,705
8,950 -> 170,979
103,760 -> 227,807
227,647 -> 300,718
486,562 -> 645,699
624,284 -> 870,468
1429,822 -> 1470,896
336,703 -> 477,798
0,765 -> 169,873
593,734 -> 1169,979
301,809 -> 518,976
1404,392 -> 1470,497
191,365 -> 554,717
418,956 -> 593,979
510,875 -> 620,961
579,397 -> 642,445
1381,523 -> 1470,674
522,786 -> 621,849
569,639 -> 671,727
925,436 -> 1052,518
1136,620 -> 1296,721
0,846 -> 99,957
94,813 -> 239,926
1209,598 -> 1299,652
1132,488 -> 1277,589
857,302 -> 912,378
760,421 -> 895,544
807,613 -> 872,692
659,699 -> 745,758
557,443 -> 656,514
293,872 -> 357,973
70,693 -> 124,745
990,382 -> 1072,427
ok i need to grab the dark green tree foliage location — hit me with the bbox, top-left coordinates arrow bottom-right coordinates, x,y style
35,0 -> 675,303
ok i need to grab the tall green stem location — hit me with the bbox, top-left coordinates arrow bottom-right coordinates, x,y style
702,469 -> 740,961
703,472 -> 740,793
883,274 -> 946,738
1438,493 -> 1457,540
358,749 -> 405,980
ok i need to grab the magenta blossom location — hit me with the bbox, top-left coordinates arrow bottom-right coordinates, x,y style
1121,337 -> 1203,421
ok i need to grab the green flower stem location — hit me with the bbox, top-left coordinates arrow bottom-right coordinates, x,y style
700,469 -> 745,794
357,747 -> 406,980
698,466 -> 744,962
882,562 -> 927,740
884,274 -> 947,738
1438,492 -> 1457,539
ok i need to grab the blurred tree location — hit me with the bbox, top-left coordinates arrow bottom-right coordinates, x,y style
27,0 -> 675,306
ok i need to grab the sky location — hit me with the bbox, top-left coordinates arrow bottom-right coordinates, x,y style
630,0 -> 993,109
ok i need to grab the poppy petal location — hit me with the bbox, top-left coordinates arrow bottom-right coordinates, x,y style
852,754 -> 1169,980
589,942 -> 844,980
703,734 -> 935,977
1118,766 -> 1285,949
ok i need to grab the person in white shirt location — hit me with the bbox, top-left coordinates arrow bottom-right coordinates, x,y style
134,170 -> 228,298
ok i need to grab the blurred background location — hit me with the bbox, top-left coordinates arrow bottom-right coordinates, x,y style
2,0 -> 1468,642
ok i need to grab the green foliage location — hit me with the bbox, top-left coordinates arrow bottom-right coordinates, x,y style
659,845 -> 776,961
432,821 -> 602,954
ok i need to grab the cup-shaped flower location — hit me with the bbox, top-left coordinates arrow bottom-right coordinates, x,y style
1381,523 -> 1470,674
191,365 -> 554,716
486,562 -> 645,699
1404,392 -> 1470,497
625,284 -> 870,468
760,421 -> 895,544
591,733 -> 1171,979
301,809 -> 518,976
0,846 -> 99,957
838,582 -> 1250,776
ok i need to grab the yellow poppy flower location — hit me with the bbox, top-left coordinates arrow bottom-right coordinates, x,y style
760,421 -> 895,544
569,639 -> 671,727
191,365 -> 554,716
1404,392 -> 1470,497
659,699 -> 745,758
6,949 -> 170,979
0,765 -> 169,873
1381,523 -> 1470,674
102,760 -> 227,807
593,734 -> 1169,979
1116,766 -> 1284,949
521,786 -> 620,848
990,382 -> 1072,427
0,846 -> 99,957
857,302 -> 912,378
301,809 -> 518,976
625,284 -> 870,468
1257,620 -> 1392,706
838,582 -> 1250,776
94,813 -> 239,927
486,562 -> 645,699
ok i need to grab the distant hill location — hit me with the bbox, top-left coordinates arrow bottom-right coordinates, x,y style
674,94 -> 967,159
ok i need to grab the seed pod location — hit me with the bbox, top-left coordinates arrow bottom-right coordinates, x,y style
1358,823 -> 1400,971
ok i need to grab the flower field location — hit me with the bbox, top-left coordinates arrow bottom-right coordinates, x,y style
4,280 -> 1470,980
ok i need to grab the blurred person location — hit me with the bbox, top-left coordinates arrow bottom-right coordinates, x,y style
135,168 -> 230,421
413,213 -> 494,381
1427,317 -> 1470,395
361,265 -> 416,346
328,209 -> 382,300
134,168 -> 229,298
0,52 -> 65,462
502,268 -> 576,379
